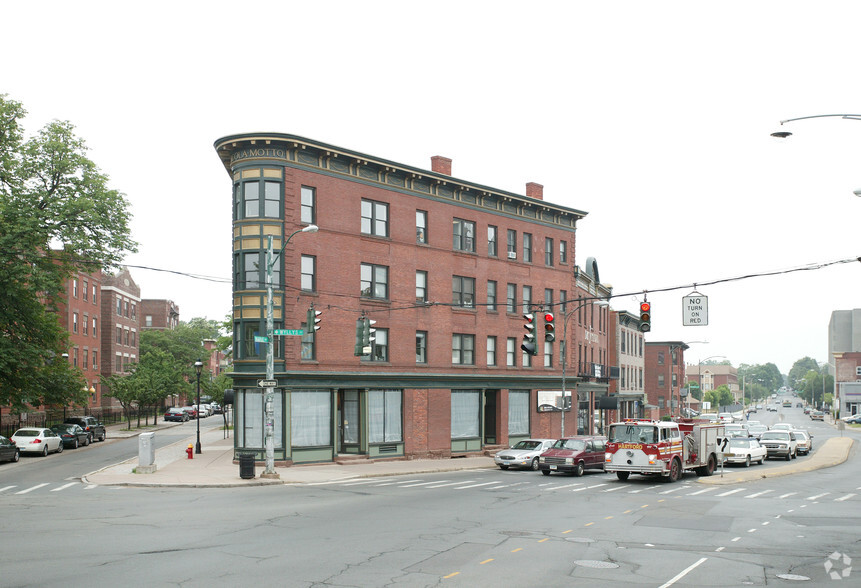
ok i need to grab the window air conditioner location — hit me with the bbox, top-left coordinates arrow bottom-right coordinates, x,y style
507,251 -> 517,259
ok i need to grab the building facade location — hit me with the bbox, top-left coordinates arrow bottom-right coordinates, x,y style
57,269 -> 103,407
99,268 -> 140,409
607,310 -> 646,420
141,299 -> 180,330
644,341 -> 688,419
214,133 -> 612,464
833,351 -> 861,416
829,309 -> 861,416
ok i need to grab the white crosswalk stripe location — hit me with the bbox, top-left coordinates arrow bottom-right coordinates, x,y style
51,483 -> 77,492
0,485 -> 16,493
716,488 -> 746,497
16,483 -> 49,494
835,493 -> 856,502
806,492 -> 830,501
745,490 -> 774,498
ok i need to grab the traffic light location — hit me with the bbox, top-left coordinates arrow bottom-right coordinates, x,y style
362,318 -> 376,349
354,318 -> 364,356
521,313 -> 538,355
307,307 -> 321,336
639,301 -> 651,332
543,311 -> 555,342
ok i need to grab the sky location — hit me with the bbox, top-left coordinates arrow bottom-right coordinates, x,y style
3,1 -> 860,376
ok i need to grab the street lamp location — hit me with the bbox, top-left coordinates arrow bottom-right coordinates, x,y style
262,224 -> 319,478
194,359 -> 203,454
560,298 -> 609,437
771,114 -> 861,196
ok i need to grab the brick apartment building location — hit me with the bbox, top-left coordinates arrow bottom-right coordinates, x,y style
141,299 -> 180,330
57,269 -> 103,406
214,132 -> 612,464
685,362 -> 738,402
606,310 -> 646,421
644,341 -> 688,419
100,267 -> 140,409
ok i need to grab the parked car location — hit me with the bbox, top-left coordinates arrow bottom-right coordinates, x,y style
538,435 -> 607,476
759,430 -> 797,460
770,423 -> 795,432
803,406 -> 812,414
193,404 -> 210,418
164,407 -> 189,422
0,435 -> 20,463
63,416 -> 106,443
494,439 -> 555,471
49,424 -> 90,448
723,437 -> 767,467
11,428 -> 64,456
210,403 -> 223,415
767,405 -> 778,412
809,411 -> 825,421
182,406 -> 198,419
794,430 -> 813,455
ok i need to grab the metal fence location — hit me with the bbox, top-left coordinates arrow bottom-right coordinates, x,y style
0,407 -> 154,438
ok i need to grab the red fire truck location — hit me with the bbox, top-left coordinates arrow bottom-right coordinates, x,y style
604,419 -> 724,482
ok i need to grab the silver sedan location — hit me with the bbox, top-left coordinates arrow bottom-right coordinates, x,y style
494,439 -> 555,471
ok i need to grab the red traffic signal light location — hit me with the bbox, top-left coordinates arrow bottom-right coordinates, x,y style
639,302 -> 651,332
543,312 -> 555,342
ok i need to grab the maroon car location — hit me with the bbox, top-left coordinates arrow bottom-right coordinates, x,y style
538,435 -> 607,476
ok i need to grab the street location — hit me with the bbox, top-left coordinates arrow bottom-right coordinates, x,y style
1,412 -> 858,587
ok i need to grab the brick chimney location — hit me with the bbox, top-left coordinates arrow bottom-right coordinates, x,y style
526,182 -> 544,200
431,155 -> 452,176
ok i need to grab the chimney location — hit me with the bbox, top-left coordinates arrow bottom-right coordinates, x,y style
526,182 -> 544,200
431,155 -> 452,176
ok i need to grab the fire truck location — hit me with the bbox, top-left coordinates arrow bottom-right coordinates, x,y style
604,419 -> 724,482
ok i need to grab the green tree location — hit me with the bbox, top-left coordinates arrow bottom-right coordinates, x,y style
0,95 -> 136,409
789,357 -> 819,389
102,373 -> 140,430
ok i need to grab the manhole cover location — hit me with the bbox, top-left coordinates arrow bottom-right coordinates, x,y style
776,574 -> 811,581
574,560 -> 619,569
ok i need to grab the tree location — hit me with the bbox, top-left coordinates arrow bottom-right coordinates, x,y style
0,95 -> 136,409
101,373 -> 139,430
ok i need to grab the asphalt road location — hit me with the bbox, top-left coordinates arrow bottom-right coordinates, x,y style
1,407 -> 858,587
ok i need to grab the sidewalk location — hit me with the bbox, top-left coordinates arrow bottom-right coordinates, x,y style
83,420 -> 856,489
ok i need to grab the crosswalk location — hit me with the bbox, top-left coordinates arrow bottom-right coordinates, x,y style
0,481 -> 123,496
312,476 -> 861,503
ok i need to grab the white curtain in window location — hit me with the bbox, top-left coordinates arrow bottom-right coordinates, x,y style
368,389 -> 403,443
508,390 -> 530,435
451,390 -> 479,438
291,391 -> 331,447
240,390 -> 264,448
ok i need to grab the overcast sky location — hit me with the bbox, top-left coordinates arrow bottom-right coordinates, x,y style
3,1 -> 860,375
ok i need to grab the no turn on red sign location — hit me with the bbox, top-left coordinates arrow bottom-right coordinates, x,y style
683,295 -> 708,326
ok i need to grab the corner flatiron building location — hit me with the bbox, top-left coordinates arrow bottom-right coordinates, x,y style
214,134 -> 611,465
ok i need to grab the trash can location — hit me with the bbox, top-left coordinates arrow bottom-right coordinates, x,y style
239,453 -> 256,479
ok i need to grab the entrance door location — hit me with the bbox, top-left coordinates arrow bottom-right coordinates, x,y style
483,390 -> 497,445
339,389 -> 360,454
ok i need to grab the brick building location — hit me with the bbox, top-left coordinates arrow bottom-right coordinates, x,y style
214,133 -> 612,464
607,310 -> 646,421
833,351 -> 861,416
100,267 -> 140,409
141,299 -> 180,330
644,341 -> 688,419
57,269 -> 103,407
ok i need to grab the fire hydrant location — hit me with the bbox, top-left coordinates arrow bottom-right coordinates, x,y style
186,444 -> 194,459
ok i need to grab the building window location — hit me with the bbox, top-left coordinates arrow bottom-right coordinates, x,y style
506,338 -> 516,367
452,334 -> 475,365
658,374 -> 665,387
361,328 -> 388,362
544,341 -> 553,368
73,278 -> 78,298
544,289 -> 553,312
487,225 -> 498,257
506,283 -> 517,314
451,390 -> 480,439
92,350 -> 98,370
83,316 -> 88,335
545,237 -> 554,266
452,218 -> 476,252
82,281 -> 88,301
72,312 -> 79,334
416,210 -> 428,244
123,301 -> 128,317
242,322 -> 263,358
560,290 -> 567,313
130,303 -> 136,320
416,331 -> 427,363
300,321 -> 315,360
360,263 -> 388,299
361,199 -> 389,237
301,255 -> 316,292
658,351 -> 665,365
83,349 -> 88,371
368,389 -> 403,443
452,275 -> 475,308
560,240 -> 568,264
523,233 -> 532,263
92,318 -> 97,337
507,229 -> 517,258
486,280 -> 497,311
291,391 -> 330,447
116,298 -> 122,316
522,285 -> 532,315
243,252 -> 262,290
509,390 -> 530,435
486,336 -> 497,366
92,285 -> 97,303
522,347 -> 532,367
115,354 -> 123,371
145,316 -> 152,328
72,347 -> 78,367
301,185 -> 316,224
407,271 -> 424,304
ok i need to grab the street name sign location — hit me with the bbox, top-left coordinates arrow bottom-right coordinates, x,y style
682,295 -> 708,326
254,335 -> 269,343
273,329 -> 304,336
257,379 -> 278,388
